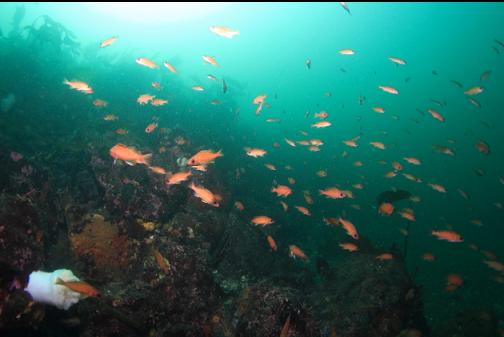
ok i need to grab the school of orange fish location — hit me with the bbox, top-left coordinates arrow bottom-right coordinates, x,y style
62,3 -> 504,302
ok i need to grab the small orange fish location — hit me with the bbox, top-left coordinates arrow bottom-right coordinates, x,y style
475,140 -> 490,155
464,86 -> 483,95
202,55 -> 219,67
149,166 -> 166,175
115,128 -> 128,135
398,209 -> 416,221
370,141 -> 386,150
308,145 -> 320,152
338,217 -> 359,240
339,242 -> 359,252
315,111 -> 328,119
267,235 -> 277,251
253,95 -> 267,105
316,170 -> 327,177
251,215 -> 274,226
209,26 -> 240,38
392,161 -> 403,171
295,205 -> 311,216
189,183 -> 219,207
136,57 -> 158,69
145,123 -> 158,133
272,185 -> 292,197
319,187 -> 346,199
372,106 -> 385,113
284,138 -> 296,147
166,171 -> 191,185
188,149 -> 223,166
151,99 -> 168,106
137,94 -> 155,105
378,85 -> 399,94
93,99 -> 108,107
379,202 -> 394,216
234,201 -> 245,211
483,260 -> 504,272
376,253 -> 394,261
428,109 -> 445,122
388,57 -> 406,65
64,79 -> 93,94
311,121 -> 331,128
245,148 -> 267,157
152,82 -> 161,90
403,157 -> 421,165
446,274 -> 463,291
164,62 -> 177,74
100,36 -> 118,48
384,171 -> 397,178
192,165 -> 207,172
192,85 -> 205,91
432,230 -> 463,242
110,144 -> 151,165
55,278 -> 99,297
153,249 -> 170,273
280,201 -> 289,211
265,163 -> 277,171
339,49 -> 355,55
422,252 -> 435,261
428,182 -> 446,193
104,114 -> 118,121
289,245 -> 309,260
402,173 -> 422,183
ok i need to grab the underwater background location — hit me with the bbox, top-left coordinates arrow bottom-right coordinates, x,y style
1,2 -> 504,337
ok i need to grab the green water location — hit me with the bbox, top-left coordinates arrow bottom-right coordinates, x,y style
1,2 -> 504,334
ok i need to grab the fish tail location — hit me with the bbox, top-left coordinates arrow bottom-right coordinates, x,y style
142,153 -> 153,166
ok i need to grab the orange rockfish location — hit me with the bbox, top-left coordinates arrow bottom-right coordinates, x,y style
428,183 -> 446,193
253,95 -> 267,105
245,148 -> 267,157
311,121 -> 331,128
339,49 -> 355,55
93,99 -> 108,107
189,183 -> 219,207
64,79 -> 93,94
187,149 -> 223,166
339,242 -> 358,252
137,94 -> 155,105
110,144 -> 151,166
251,215 -> 274,226
148,166 -> 166,175
202,55 -> 219,67
289,245 -> 309,260
163,62 -> 177,74
153,249 -> 171,273
266,235 -> 277,251
166,171 -> 191,185
271,185 -> 292,197
136,57 -> 158,69
370,141 -> 386,150
55,278 -> 99,297
192,85 -> 205,91
151,99 -> 168,106
315,111 -> 328,119
372,106 -> 385,113
209,26 -> 240,38
428,109 -> 445,122
388,57 -> 406,65
379,202 -> 394,216
319,187 -> 346,199
100,36 -> 118,48
338,217 -> 359,239
378,85 -> 399,94
295,205 -> 311,216
464,86 -> 484,95
403,157 -> 421,165
145,123 -> 158,133
432,230 -> 463,242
